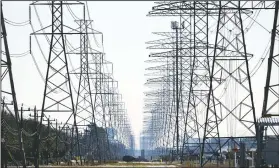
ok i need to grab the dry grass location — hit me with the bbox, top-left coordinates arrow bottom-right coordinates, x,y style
35,160 -> 236,168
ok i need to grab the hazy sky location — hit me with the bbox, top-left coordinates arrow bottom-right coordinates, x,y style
2,1 -> 164,149
2,1 -> 277,149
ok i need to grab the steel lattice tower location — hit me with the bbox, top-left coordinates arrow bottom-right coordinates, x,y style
91,52 -> 112,161
0,1 -> 135,166
201,2 -> 258,166
144,1 -> 277,166
257,2 -> 279,167
181,2 -> 210,162
1,4 -> 27,167
72,19 -> 102,162
144,20 -> 191,160
31,1 -> 81,166
261,1 -> 279,119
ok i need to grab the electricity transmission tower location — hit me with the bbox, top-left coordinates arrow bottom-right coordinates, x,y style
90,51 -> 112,161
145,1 -> 209,162
201,2 -> 260,166
1,4 -> 26,167
30,1 -> 84,166
257,2 -> 279,167
69,19 -> 103,162
143,2 -> 277,167
0,1 -> 135,167
144,19 -> 190,160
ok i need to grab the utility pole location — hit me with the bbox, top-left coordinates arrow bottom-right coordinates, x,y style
171,21 -> 183,161
175,23 -> 179,160
30,107 -> 38,166
0,2 -> 2,167
0,0 -> 1,166
55,120 -> 58,165
42,116 -> 55,165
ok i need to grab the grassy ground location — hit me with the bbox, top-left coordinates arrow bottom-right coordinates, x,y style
33,162 -> 177,167
22,160 -> 235,168
82,162 -> 177,167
